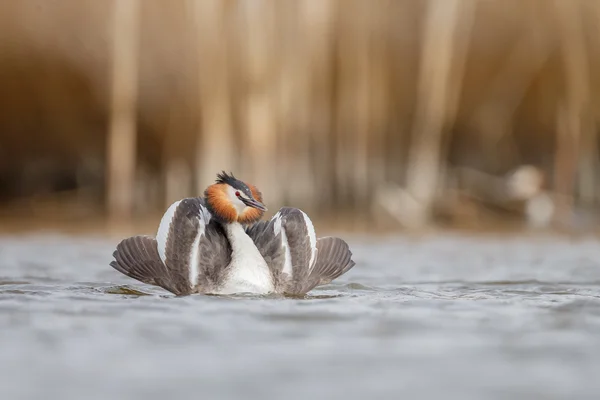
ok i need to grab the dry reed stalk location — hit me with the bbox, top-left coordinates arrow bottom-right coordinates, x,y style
553,0 -> 591,220
164,105 -> 192,205
331,2 -> 352,205
346,0 -> 371,209
333,0 -> 371,208
191,0 -> 235,194
366,0 -> 392,206
106,0 -> 141,220
335,0 -> 393,224
301,0 -> 336,211
555,105 -> 575,224
468,4 -> 554,170
585,1 -> 600,205
331,1 -> 370,210
237,0 -> 283,207
405,0 -> 475,227
274,0 -> 335,210
137,1 -> 197,207
271,1 -> 307,208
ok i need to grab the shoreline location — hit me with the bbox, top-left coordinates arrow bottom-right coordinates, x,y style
1,212 -> 598,240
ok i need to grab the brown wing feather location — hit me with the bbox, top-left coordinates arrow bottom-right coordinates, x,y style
110,235 -> 193,295
293,237 -> 355,294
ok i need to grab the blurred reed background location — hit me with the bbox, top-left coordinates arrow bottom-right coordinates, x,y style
0,0 -> 599,233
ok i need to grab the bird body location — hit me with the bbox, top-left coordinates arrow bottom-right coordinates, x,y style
110,172 -> 356,296
219,222 -> 274,294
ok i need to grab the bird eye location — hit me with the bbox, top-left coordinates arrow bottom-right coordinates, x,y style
235,191 -> 240,197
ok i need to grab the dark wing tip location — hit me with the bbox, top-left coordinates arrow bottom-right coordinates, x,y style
110,235 -> 191,295
109,260 -> 123,274
307,237 -> 356,289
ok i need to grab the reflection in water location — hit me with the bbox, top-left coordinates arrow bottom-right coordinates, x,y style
1,233 -> 600,399
102,285 -> 153,296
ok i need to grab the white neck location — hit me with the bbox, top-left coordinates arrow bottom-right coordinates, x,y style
219,222 -> 274,294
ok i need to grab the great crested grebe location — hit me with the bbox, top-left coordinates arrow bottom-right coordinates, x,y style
109,172 -> 356,296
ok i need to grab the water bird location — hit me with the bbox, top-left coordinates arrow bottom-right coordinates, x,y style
109,171 -> 356,296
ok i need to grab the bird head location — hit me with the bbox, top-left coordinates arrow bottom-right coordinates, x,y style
204,171 -> 267,224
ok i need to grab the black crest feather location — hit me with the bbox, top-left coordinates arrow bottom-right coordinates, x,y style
214,171 -> 254,198
216,171 -> 237,186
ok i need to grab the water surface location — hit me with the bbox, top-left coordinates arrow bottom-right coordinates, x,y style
1,233 -> 600,400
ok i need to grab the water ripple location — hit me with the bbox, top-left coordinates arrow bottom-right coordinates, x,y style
1,233 -> 600,400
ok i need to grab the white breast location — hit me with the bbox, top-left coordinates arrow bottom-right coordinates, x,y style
218,223 -> 274,295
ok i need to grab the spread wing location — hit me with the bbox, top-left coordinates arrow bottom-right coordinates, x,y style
300,236 -> 355,293
110,235 -> 191,295
110,197 -> 232,295
247,207 -> 354,295
273,207 -> 317,293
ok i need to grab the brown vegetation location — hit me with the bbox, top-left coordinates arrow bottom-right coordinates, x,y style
0,0 -> 599,232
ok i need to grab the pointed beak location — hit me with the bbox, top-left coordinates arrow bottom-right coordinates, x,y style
241,197 -> 267,211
